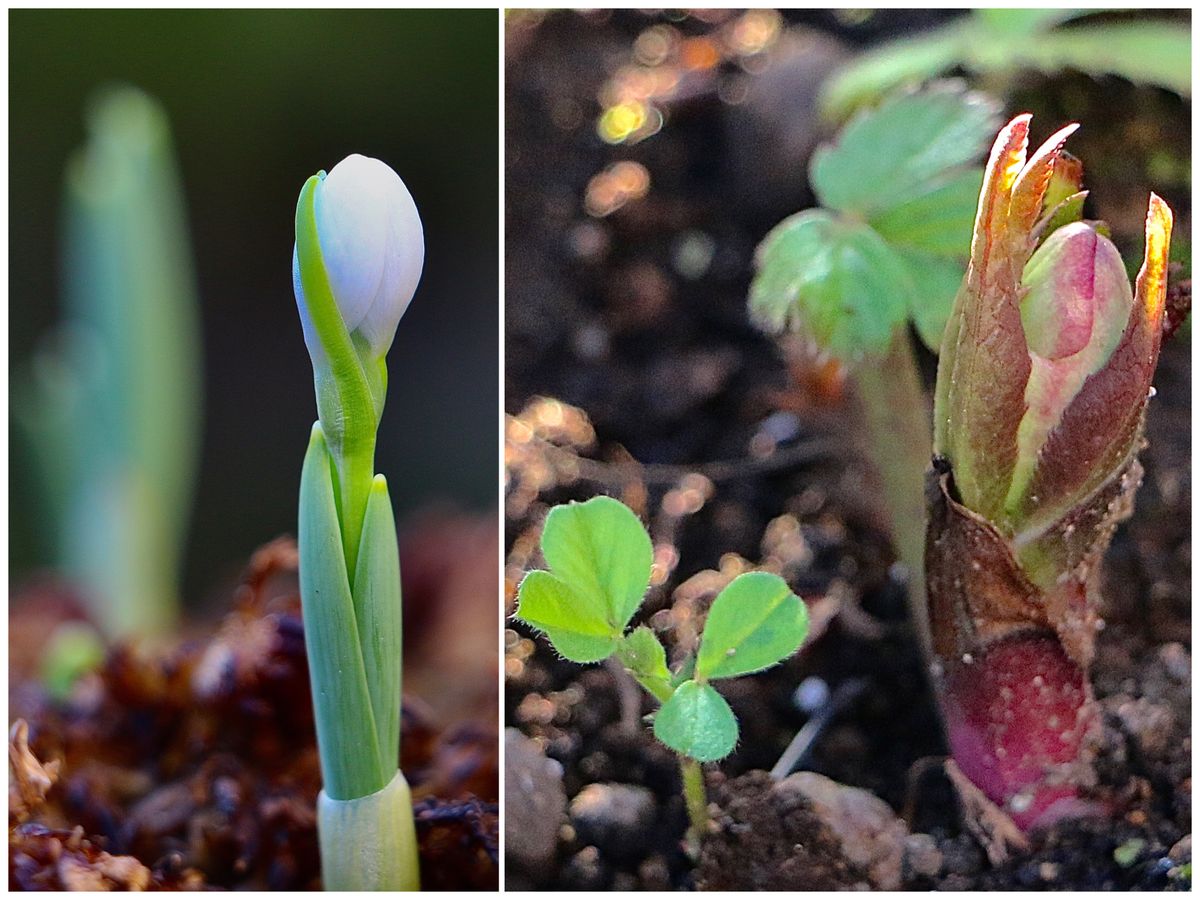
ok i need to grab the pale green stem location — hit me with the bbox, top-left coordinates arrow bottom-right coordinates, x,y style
853,330 -> 933,659
318,770 -> 420,891
680,757 -> 708,860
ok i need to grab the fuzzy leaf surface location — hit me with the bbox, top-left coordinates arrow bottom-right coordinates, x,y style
653,680 -> 738,762
515,570 -> 619,663
617,626 -> 673,702
538,496 -> 653,632
696,572 -> 808,680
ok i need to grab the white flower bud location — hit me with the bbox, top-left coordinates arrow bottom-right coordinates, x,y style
294,153 -> 424,362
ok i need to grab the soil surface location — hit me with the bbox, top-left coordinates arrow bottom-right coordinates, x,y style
504,10 -> 1190,891
10,516 -> 499,891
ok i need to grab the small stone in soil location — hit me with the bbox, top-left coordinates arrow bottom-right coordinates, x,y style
504,729 -> 567,873
903,832 -> 943,880
569,782 -> 657,865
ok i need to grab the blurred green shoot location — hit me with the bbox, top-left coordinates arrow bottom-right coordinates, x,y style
822,9 -> 1191,120
749,84 -> 999,653
14,85 -> 202,641
515,496 -> 809,855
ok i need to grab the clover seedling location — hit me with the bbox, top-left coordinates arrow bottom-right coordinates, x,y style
292,154 -> 423,890
515,496 -> 809,851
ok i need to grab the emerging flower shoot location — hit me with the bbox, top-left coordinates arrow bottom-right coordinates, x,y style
928,114 -> 1172,831
292,154 -> 423,890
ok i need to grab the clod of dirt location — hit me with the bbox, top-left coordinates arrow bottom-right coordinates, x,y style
697,770 -> 870,890
569,782 -> 657,865
9,535 -> 498,891
504,728 -> 566,871
778,770 -> 910,890
903,832 -> 944,881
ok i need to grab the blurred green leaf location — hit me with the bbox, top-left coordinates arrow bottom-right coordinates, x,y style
18,85 -> 203,638
539,496 -> 653,632
811,86 -> 999,216
653,680 -> 738,762
894,248 -> 967,352
823,12 -> 1190,119
868,168 -> 982,258
695,572 -> 808,681
973,8 -> 1092,35
976,22 -> 1192,96
750,209 -> 915,356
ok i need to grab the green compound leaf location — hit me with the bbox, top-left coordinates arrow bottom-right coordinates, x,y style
696,572 -> 808,681
810,85 -> 999,218
539,496 -> 653,633
515,570 -> 620,663
750,209 -> 914,356
617,626 -> 673,702
653,680 -> 738,762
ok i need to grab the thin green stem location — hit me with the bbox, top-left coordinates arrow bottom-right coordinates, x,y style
853,330 -> 933,659
680,757 -> 708,860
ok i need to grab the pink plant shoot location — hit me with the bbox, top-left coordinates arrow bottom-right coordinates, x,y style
927,114 -> 1172,831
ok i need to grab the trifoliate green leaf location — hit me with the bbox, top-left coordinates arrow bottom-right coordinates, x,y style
810,85 -> 999,217
653,680 -> 738,762
515,570 -> 620,663
539,496 -> 653,632
617,626 -> 673,702
750,209 -> 915,356
695,572 -> 808,681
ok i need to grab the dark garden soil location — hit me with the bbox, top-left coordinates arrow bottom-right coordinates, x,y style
9,515 -> 499,891
504,10 -> 1191,892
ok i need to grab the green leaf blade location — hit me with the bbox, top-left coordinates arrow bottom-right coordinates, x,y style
868,168 -> 982,258
352,475 -> 403,774
695,572 -> 809,681
653,680 -> 738,762
539,496 -> 653,632
515,570 -> 620,663
810,85 -> 1000,218
298,424 -> 386,800
892,248 -> 968,353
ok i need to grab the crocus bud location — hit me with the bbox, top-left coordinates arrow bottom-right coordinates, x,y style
293,154 -> 424,366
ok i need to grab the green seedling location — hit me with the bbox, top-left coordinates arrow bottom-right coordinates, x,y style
14,85 -> 202,641
292,154 -> 423,890
750,84 -> 999,654
822,9 -> 1191,120
514,496 -> 809,852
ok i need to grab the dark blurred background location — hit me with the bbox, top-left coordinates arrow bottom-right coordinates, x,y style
10,9 -> 499,609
